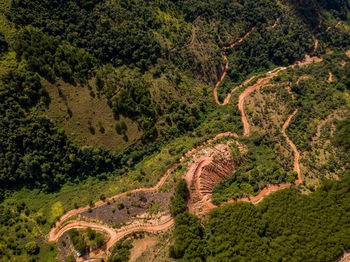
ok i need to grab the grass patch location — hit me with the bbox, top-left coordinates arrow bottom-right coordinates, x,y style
49,201 -> 63,225
0,51 -> 17,77
0,0 -> 17,46
41,78 -> 142,151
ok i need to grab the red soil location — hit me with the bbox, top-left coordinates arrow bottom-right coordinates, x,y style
129,236 -> 158,261
269,18 -> 280,29
296,75 -> 311,85
50,218 -> 174,257
183,143 -> 236,215
337,251 -> 350,262
328,72 -> 333,82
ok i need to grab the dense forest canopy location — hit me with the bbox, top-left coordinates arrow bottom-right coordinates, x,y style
170,174 -> 350,261
0,0 -> 349,260
0,70 -> 121,195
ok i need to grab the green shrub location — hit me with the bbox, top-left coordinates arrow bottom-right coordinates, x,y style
25,241 -> 39,255
170,179 -> 188,216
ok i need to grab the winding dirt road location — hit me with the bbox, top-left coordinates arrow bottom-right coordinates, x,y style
49,23 -> 324,261
282,109 -> 301,180
50,219 -> 174,257
213,27 -> 255,105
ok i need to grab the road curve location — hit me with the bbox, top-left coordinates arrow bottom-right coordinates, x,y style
50,218 -> 174,256
49,133 -> 239,241
213,27 -> 255,105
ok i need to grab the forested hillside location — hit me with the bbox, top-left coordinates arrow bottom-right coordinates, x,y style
0,0 -> 349,261
170,174 -> 350,261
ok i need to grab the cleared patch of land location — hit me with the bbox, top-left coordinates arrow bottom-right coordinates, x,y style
42,79 -> 142,150
80,191 -> 172,227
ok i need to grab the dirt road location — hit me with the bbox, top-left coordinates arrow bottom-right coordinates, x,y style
282,109 -> 301,182
49,24 -> 324,261
50,218 -> 174,257
213,27 -> 255,105
328,72 -> 333,82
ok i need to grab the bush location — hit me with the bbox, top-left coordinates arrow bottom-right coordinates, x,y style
108,240 -> 133,262
170,179 -> 188,216
100,194 -> 106,201
117,202 -> 125,210
86,227 -> 96,240
25,241 -> 39,255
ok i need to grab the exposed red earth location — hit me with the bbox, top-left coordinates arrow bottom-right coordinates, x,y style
50,217 -> 174,259
49,24 -> 326,261
183,143 -> 239,215
337,251 -> 350,262
328,72 -> 333,82
296,75 -> 311,85
269,17 -> 280,30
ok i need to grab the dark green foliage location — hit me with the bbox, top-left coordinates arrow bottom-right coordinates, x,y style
112,81 -> 154,119
174,174 -> 350,261
218,15 -> 314,101
289,78 -> 346,151
175,0 -> 280,28
0,71 -> 121,193
86,227 -> 96,240
169,212 -> 206,261
208,203 -> 267,261
212,134 -> 292,204
0,32 -> 8,55
1,1 -> 349,261
108,240 -> 133,262
86,228 -> 105,250
111,79 -> 156,140
334,118 -> 350,151
316,0 -> 350,20
14,27 -> 96,84
100,194 -> 106,201
65,254 -> 75,262
67,228 -> 105,255
9,0 -> 162,69
170,179 -> 189,216
117,202 -> 125,210
24,241 -> 39,255
94,234 -> 105,249
68,229 -> 86,254
318,26 -> 350,53
208,175 -> 350,261
114,121 -> 127,135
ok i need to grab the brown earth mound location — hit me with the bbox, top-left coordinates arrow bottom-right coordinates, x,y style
184,143 -> 243,215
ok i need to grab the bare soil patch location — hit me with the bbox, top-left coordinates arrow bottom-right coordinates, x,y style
57,232 -> 73,261
130,235 -> 158,261
183,142 -> 241,215
80,191 -> 172,227
328,72 -> 333,82
337,251 -> 350,262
